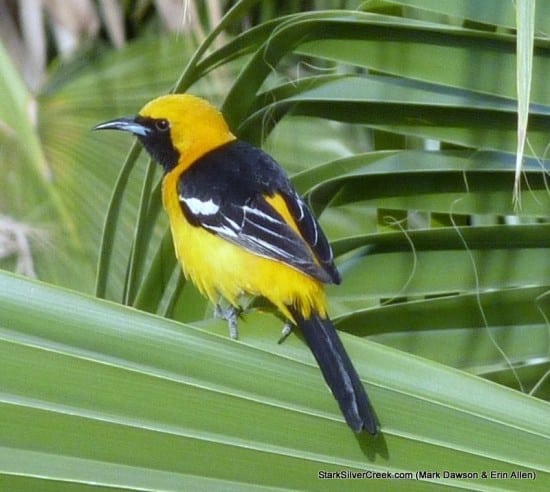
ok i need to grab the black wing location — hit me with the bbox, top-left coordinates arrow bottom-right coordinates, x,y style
282,187 -> 341,284
178,140 -> 341,284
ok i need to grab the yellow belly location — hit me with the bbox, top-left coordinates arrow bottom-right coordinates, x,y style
162,177 -> 327,321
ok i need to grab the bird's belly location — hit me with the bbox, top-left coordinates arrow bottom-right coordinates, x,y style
168,209 -> 327,321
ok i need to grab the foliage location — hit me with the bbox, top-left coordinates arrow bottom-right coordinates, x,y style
1,0 -> 549,490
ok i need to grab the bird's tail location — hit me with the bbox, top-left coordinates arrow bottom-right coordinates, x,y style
290,308 -> 378,434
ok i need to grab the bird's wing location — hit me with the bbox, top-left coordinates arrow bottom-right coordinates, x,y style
177,141 -> 340,284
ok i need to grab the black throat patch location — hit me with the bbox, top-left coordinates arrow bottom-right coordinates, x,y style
134,115 -> 179,172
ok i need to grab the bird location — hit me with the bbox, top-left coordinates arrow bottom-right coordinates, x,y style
94,94 -> 378,434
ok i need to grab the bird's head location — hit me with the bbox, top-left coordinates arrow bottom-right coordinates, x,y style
94,94 -> 235,173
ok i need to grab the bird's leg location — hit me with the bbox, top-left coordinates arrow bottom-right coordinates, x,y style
214,304 -> 240,340
277,321 -> 293,344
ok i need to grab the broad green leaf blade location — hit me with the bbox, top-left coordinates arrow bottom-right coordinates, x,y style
223,11 -> 409,126
331,247 -> 549,310
306,150 -> 550,218
334,286 -> 550,382
1,272 -> 550,490
239,76 -> 550,156
390,0 -> 550,34
295,15 -> 550,105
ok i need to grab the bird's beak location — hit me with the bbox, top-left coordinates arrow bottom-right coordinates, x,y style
93,117 -> 150,137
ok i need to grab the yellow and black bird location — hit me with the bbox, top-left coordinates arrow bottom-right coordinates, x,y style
95,94 -> 378,434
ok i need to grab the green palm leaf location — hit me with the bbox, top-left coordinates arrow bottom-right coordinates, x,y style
1,271 -> 549,490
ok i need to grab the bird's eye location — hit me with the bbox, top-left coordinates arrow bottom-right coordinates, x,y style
155,119 -> 169,132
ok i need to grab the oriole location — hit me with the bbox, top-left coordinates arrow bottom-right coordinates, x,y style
95,94 -> 378,434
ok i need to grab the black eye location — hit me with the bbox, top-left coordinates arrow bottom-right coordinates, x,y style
155,119 -> 169,132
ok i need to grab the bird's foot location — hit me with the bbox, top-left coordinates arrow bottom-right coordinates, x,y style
277,321 -> 293,344
214,304 -> 241,340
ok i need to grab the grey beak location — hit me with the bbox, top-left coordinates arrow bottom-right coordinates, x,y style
93,117 -> 150,137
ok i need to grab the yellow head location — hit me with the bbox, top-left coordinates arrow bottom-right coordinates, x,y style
94,94 -> 236,173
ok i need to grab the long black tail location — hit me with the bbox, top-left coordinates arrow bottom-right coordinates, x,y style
290,308 -> 378,434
